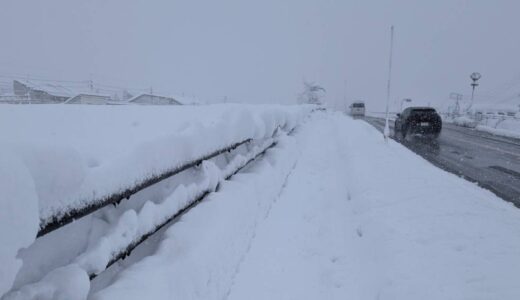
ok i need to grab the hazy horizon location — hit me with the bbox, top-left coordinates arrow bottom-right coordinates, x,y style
1,0 -> 520,110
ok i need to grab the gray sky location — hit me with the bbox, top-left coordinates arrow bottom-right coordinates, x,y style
1,0 -> 520,110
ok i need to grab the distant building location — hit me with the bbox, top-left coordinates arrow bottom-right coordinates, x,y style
13,80 -> 72,103
64,93 -> 112,105
128,94 -> 181,105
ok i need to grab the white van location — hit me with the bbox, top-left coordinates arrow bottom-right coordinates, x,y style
350,102 -> 365,116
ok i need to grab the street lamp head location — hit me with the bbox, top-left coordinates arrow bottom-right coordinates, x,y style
470,72 -> 481,82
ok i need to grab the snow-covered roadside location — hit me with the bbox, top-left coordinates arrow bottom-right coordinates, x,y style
6,110 -> 520,299
0,104 -> 311,229
449,115 -> 477,128
448,115 -> 520,139
476,121 -> 520,139
90,131 -> 302,300
0,151 -> 39,297
0,104 -> 312,299
89,111 -> 520,299
229,113 -> 520,299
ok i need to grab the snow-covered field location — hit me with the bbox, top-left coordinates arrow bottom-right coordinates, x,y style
2,108 -> 520,299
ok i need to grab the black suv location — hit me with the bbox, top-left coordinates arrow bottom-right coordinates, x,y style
394,107 -> 442,139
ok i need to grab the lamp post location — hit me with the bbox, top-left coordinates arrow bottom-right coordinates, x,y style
400,98 -> 411,112
384,25 -> 395,141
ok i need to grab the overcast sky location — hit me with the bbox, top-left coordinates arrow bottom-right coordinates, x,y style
1,0 -> 520,110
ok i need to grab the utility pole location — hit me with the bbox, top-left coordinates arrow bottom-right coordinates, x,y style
450,92 -> 463,116
88,74 -> 94,92
384,25 -> 395,141
26,74 -> 31,104
468,72 -> 481,112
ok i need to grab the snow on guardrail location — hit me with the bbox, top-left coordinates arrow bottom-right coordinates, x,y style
0,104 -> 314,298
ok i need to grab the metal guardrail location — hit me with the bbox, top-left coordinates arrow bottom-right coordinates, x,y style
37,139 -> 252,237
89,138 -> 278,279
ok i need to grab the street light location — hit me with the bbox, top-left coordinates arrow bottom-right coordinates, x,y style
400,98 -> 411,111
384,25 -> 395,141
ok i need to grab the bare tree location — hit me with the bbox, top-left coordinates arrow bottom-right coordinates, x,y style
297,81 -> 325,105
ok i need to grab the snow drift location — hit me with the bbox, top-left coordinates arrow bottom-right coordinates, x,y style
0,103 -> 313,298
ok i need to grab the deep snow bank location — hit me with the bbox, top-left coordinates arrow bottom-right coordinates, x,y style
476,119 -> 520,139
451,115 -> 477,128
91,133 -> 301,300
0,151 -> 39,297
448,115 -> 520,139
0,104 -> 312,298
0,104 -> 311,228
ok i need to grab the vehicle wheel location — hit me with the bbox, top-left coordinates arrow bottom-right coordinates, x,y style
403,125 -> 412,141
394,123 -> 402,139
395,130 -> 402,140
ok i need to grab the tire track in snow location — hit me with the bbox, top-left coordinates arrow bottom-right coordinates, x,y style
224,156 -> 300,300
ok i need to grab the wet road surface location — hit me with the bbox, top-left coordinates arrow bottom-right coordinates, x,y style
363,116 -> 520,207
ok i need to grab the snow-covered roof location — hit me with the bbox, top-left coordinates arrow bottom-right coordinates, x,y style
128,93 -> 182,105
63,93 -> 112,104
14,80 -> 77,98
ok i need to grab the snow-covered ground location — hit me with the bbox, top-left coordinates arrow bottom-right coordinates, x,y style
90,112 -> 520,299
0,104 -> 312,298
475,118 -> 520,139
3,109 -> 520,299
448,115 -> 520,139
449,115 -> 478,128
0,104 -> 310,226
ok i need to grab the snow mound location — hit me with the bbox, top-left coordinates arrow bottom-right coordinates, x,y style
0,104 -> 313,298
2,265 -> 89,300
0,149 -> 39,297
452,115 -> 477,128
476,119 -> 520,139
91,134 -> 301,300
0,104 -> 312,229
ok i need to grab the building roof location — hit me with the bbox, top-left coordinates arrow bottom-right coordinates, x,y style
14,79 -> 77,98
128,93 -> 182,105
63,93 -> 112,104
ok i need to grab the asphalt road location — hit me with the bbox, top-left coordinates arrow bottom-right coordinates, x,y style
362,116 -> 520,207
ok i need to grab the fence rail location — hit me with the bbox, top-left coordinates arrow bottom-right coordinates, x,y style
37,139 -> 252,237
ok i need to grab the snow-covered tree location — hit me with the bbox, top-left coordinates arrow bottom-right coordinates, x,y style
297,81 -> 325,105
